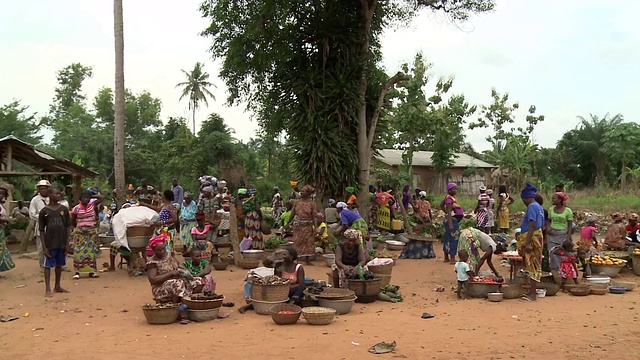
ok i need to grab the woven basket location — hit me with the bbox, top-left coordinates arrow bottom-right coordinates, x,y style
127,226 -> 155,237
183,295 -> 224,310
237,258 -> 260,269
368,263 -> 393,275
310,288 -> 355,300
569,286 -> 591,296
302,306 -> 336,325
536,282 -> 561,296
500,284 -> 524,299
270,304 -> 302,325
590,288 -> 607,295
141,305 -> 179,325
347,278 -> 383,297
212,262 -> 229,271
373,274 -> 391,288
251,283 -> 290,302
633,255 -> 640,276
588,283 -> 608,291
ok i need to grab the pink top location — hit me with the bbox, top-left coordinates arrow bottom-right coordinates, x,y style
580,225 -> 596,239
191,224 -> 212,236
72,198 -> 97,228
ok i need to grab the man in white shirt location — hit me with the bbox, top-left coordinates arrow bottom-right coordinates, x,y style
29,180 -> 51,268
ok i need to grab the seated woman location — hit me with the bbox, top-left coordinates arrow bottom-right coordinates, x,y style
334,202 -> 369,261
146,235 -> 204,303
141,190 -> 177,252
183,248 -> 216,294
186,211 -> 215,258
332,229 -> 366,289
605,213 -> 627,250
276,247 -> 305,305
458,227 -> 507,277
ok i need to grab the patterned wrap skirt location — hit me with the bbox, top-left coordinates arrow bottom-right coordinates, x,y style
72,226 -> 99,273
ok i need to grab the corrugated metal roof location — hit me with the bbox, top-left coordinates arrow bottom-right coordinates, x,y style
375,149 -> 496,168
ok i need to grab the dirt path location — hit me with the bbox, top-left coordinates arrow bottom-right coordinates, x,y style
1,246 -> 640,360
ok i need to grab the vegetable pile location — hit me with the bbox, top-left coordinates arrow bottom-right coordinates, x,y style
470,276 -> 501,284
252,275 -> 290,285
277,310 -> 297,315
345,265 -> 375,280
191,293 -> 223,300
264,236 -> 285,250
378,284 -> 403,303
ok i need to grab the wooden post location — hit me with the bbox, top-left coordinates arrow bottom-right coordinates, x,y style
229,202 -> 240,266
6,144 -> 12,172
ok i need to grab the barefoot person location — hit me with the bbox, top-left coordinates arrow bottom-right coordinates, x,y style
71,190 -> 105,279
38,188 -> 72,297
0,186 -> 16,276
517,183 -> 545,301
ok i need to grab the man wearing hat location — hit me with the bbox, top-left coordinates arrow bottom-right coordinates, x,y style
29,180 -> 51,269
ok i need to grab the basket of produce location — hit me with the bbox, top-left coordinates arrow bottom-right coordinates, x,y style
251,276 -> 291,302
536,282 -> 561,296
127,226 -> 155,237
308,288 -> 355,300
609,286 -> 626,294
237,258 -> 260,269
302,306 -> 336,325
611,281 -> 637,291
367,263 -> 393,275
251,298 -> 289,315
187,308 -> 220,322
183,294 -> 224,310
466,276 -> 501,298
318,296 -> 357,315
500,284 -> 524,299
569,285 -> 591,296
212,262 -> 229,271
141,303 -> 180,325
242,250 -> 265,260
589,255 -> 626,277
270,303 -> 302,325
347,276 -> 382,297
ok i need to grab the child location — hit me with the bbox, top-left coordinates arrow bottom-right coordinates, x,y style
577,248 -> 590,278
315,212 -> 329,250
183,248 -> 216,294
578,217 -> 597,251
552,239 -> 579,289
454,250 -> 475,299
38,187 -> 72,297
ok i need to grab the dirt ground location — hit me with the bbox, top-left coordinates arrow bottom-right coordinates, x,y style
2,244 -> 640,360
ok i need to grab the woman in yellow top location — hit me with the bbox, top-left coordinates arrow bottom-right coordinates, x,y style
497,185 -> 514,233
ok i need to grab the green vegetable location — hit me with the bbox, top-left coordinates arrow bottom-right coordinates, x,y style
378,292 -> 394,302
357,265 -> 365,280
264,236 -> 285,250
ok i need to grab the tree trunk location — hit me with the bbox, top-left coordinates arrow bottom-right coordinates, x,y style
621,161 -> 627,190
113,0 -> 126,203
192,101 -> 197,134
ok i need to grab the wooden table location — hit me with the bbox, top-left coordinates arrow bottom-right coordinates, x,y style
500,255 -> 523,281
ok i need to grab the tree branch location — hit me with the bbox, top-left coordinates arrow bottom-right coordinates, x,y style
367,71 -> 409,150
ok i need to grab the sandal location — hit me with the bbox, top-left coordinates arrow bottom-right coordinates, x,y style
72,274 -> 80,280
520,295 -> 533,301
89,273 -> 99,278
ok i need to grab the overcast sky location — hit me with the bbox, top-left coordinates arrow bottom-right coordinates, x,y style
1,1 -> 638,152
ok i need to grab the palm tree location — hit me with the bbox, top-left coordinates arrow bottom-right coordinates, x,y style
575,113 -> 624,185
113,0 -> 126,202
176,62 -> 216,133
602,122 -> 640,189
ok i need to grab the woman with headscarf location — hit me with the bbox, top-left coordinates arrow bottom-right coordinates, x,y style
441,182 -> 464,263
413,191 -> 432,233
325,199 -> 339,225
198,186 -> 218,224
497,185 -> 514,233
286,185 -> 318,261
188,211 -> 215,258
517,183 -> 545,301
0,186 -> 16,276
142,190 -> 178,252
272,186 -> 284,225
334,202 -> 369,261
346,186 -> 359,215
145,234 -> 204,304
458,227 -> 507,276
375,186 -> 393,231
475,186 -> 491,233
179,192 -> 198,249
70,190 -> 105,279
547,192 -> 573,284
331,229 -> 366,288
605,212 -> 627,250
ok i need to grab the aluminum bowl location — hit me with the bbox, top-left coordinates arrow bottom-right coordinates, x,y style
242,250 -> 265,260
385,240 -> 405,251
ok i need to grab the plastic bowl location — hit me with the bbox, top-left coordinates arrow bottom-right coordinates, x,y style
609,286 -> 626,294
611,281 -> 637,291
536,288 -> 547,298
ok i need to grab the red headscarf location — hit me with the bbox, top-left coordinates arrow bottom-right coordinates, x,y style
148,234 -> 167,250
555,192 -> 569,205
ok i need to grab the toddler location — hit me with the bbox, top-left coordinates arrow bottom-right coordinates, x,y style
454,250 -> 475,299
552,239 -> 579,289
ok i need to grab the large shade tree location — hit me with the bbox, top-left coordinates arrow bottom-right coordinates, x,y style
200,0 -> 495,210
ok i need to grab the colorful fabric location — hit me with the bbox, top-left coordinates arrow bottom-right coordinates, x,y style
516,228 -> 544,282
292,218 -> 316,257
189,239 -> 214,260
376,205 -> 391,230
547,229 -> 567,271
236,201 -> 246,241
368,201 -> 379,231
604,222 -> 626,250
146,252 -> 203,302
72,199 -> 97,228
154,225 -> 175,252
179,220 -> 197,248
180,201 -> 198,221
443,217 -> 460,256
272,193 -> 283,221
458,228 -> 482,269
0,208 -> 16,272
340,208 -> 361,226
559,251 -> 578,279
399,240 -> 436,259
498,194 -> 511,229
184,259 -> 209,276
72,226 -> 99,273
110,241 -> 130,257
444,195 -> 464,217
414,199 -> 431,219
244,210 -> 264,250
